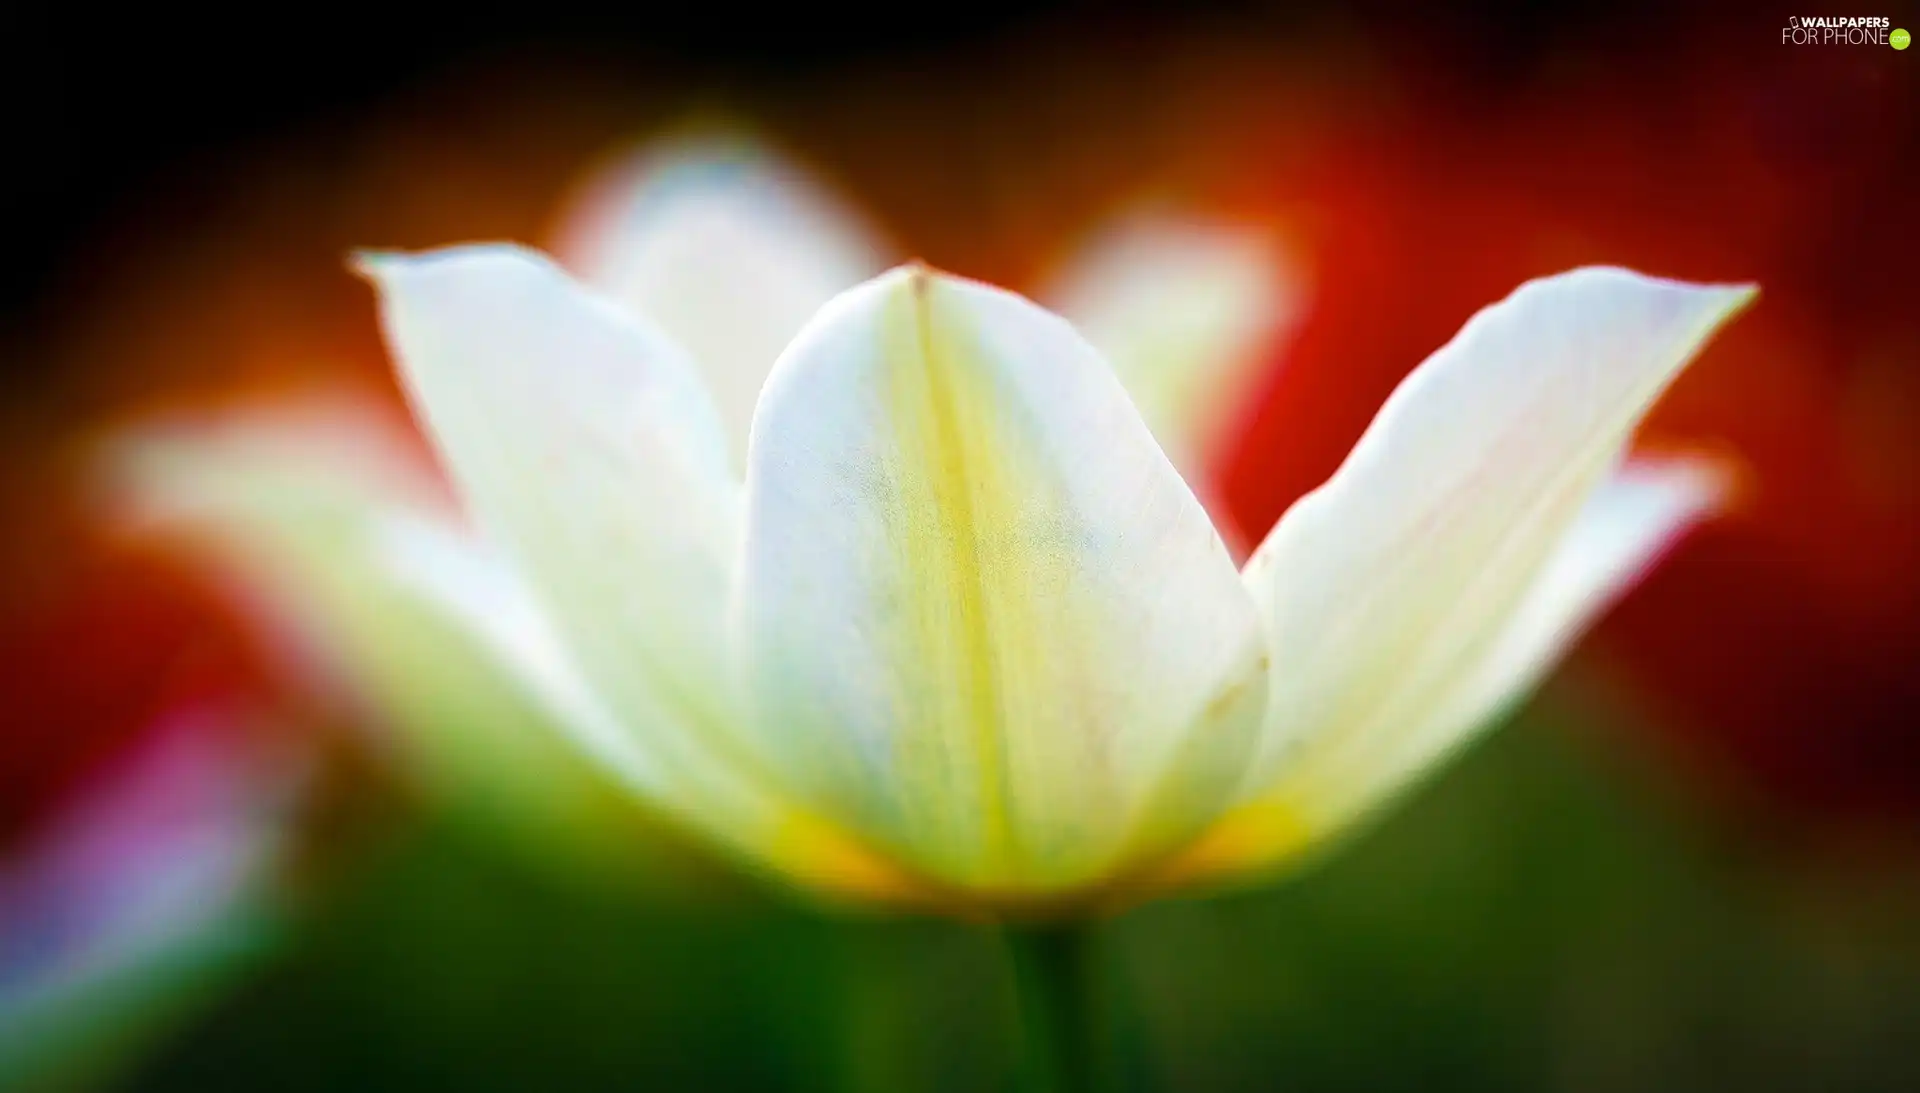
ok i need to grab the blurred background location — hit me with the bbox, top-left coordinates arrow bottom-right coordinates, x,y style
4,2 -> 1918,1090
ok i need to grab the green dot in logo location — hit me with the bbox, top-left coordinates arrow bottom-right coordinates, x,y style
1894,28 -> 1912,49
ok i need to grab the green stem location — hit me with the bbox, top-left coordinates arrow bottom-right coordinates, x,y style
1002,921 -> 1097,1093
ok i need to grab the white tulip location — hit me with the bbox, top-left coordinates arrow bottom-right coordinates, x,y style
110,134 -> 1752,915
350,243 -> 1749,914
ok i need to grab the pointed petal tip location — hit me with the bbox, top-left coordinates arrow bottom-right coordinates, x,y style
1689,277 -> 1761,317
348,243 -> 558,289
802,262 -> 964,328
1537,265 -> 1760,309
347,248 -> 403,284
847,262 -> 1066,325
1724,281 -> 1763,319
882,259 -> 943,292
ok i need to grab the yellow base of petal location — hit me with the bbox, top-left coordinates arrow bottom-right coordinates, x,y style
1142,799 -> 1317,893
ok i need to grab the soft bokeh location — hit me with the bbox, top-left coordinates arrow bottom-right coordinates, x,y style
5,4 -> 1917,1091
0,704 -> 295,1091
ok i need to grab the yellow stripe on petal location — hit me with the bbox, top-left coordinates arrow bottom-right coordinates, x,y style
740,265 -> 1269,901
877,270 -> 1032,872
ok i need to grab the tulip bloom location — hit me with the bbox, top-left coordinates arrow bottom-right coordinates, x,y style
107,138 -> 1295,885
347,244 -> 1750,916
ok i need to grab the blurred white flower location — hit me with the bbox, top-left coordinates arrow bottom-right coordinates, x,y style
549,135 -> 1299,488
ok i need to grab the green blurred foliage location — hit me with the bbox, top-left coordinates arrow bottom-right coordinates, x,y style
120,694 -> 1920,1093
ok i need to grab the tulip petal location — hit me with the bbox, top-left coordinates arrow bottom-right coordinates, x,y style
98,396 -> 684,872
358,245 -> 771,807
369,513 -> 923,903
1330,456 -> 1729,821
371,512 -> 677,803
1043,215 -> 1297,480
1235,267 -> 1753,808
1162,456 -> 1728,884
552,136 -> 887,466
739,266 -> 1269,897
107,395 -> 922,904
